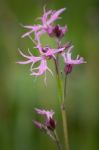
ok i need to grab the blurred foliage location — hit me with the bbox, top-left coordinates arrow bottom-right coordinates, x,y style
0,0 -> 99,150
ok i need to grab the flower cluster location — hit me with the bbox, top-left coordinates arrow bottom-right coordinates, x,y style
22,8 -> 67,41
17,7 -> 86,81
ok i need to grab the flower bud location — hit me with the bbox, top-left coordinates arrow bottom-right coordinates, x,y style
46,117 -> 56,131
64,64 -> 72,74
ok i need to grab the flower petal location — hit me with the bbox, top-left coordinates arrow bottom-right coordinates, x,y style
31,59 -> 53,76
35,108 -> 54,119
47,8 -> 66,25
17,49 -> 41,65
62,46 -> 86,65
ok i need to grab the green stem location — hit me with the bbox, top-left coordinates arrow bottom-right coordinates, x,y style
61,75 -> 70,150
54,59 -> 70,150
61,76 -> 70,150
64,74 -> 67,101
54,130 -> 63,150
54,59 -> 63,103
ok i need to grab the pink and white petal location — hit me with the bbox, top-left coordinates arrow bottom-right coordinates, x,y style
61,52 -> 66,63
33,120 -> 42,129
30,59 -> 52,76
35,108 -> 46,115
47,66 -> 53,76
30,65 -> 44,76
42,10 -> 52,25
64,51 -> 86,65
52,47 -> 65,54
18,49 -> 41,61
30,62 -> 35,71
22,25 -> 42,38
34,30 -> 46,44
22,30 -> 34,38
22,25 -> 42,30
18,49 -> 31,59
67,53 -> 72,62
17,59 -> 32,64
46,110 -> 54,119
35,108 -> 54,119
67,45 -> 74,53
45,47 -> 65,60
47,8 -> 66,25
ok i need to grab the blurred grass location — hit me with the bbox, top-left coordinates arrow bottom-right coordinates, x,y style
0,0 -> 99,150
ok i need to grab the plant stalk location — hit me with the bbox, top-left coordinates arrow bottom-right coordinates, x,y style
54,130 -> 63,150
54,59 -> 70,150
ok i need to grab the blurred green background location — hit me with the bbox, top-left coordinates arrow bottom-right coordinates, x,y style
0,0 -> 99,150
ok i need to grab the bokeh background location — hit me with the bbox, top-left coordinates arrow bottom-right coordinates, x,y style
0,0 -> 99,150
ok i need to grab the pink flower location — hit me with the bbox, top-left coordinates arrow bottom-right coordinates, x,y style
22,8 -> 66,41
62,46 -> 86,65
34,108 -> 56,131
17,46 -> 65,80
62,46 -> 86,74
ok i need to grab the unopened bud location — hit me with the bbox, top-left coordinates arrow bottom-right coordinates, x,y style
46,117 -> 56,131
64,64 -> 72,74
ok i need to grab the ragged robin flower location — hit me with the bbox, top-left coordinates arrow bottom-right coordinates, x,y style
33,108 -> 56,131
62,45 -> 86,74
22,8 -> 67,43
17,44 -> 65,82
